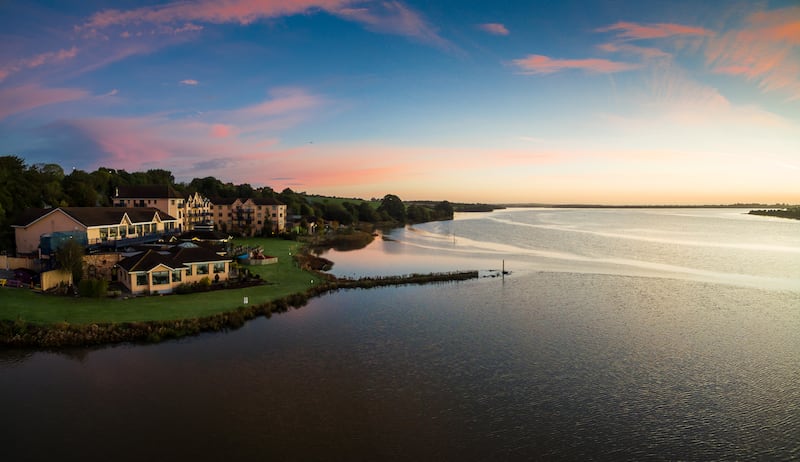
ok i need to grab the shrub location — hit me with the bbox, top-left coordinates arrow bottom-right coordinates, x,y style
78,278 -> 108,298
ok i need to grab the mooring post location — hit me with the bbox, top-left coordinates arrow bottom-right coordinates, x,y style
502,259 -> 505,280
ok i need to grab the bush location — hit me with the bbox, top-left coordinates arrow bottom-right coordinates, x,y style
78,278 -> 108,298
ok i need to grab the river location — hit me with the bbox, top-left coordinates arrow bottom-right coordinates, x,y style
2,208 -> 798,460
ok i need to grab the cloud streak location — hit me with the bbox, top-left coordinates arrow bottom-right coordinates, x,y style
0,84 -> 89,120
512,54 -> 641,74
706,6 -> 800,99
0,47 -> 78,83
79,0 -> 454,51
477,23 -> 509,36
597,21 -> 714,40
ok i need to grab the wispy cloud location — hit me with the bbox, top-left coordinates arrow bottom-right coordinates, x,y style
79,0 -> 350,29
597,42 -> 670,59
179,79 -> 199,86
706,6 -> 800,99
597,21 -> 714,40
334,1 -> 457,52
477,23 -> 509,36
0,46 -> 78,82
78,0 -> 454,51
0,84 -> 89,120
512,54 -> 641,74
25,86 -> 326,174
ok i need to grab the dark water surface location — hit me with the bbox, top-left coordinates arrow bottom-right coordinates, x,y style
2,209 -> 799,460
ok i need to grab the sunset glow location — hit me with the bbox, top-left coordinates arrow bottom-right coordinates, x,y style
1,0 -> 798,204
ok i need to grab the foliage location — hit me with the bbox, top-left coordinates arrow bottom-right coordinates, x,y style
749,207 -> 800,220
377,194 -> 406,223
78,278 -> 108,298
0,157 -> 457,253
55,238 -> 85,284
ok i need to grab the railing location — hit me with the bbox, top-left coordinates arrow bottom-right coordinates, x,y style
87,229 -> 182,250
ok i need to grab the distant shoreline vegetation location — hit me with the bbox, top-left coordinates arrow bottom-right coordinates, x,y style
748,207 -> 800,220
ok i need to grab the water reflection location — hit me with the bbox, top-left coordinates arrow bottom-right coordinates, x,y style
2,209 -> 799,459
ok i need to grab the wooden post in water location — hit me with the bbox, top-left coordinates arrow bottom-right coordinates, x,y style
502,259 -> 505,280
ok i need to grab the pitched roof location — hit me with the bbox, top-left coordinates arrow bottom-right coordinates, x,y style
208,197 -> 284,206
170,246 -> 230,265
252,197 -> 284,206
117,250 -> 177,272
11,208 -> 51,227
116,184 -> 182,199
118,246 -> 230,273
12,207 -> 177,228
209,197 -> 238,205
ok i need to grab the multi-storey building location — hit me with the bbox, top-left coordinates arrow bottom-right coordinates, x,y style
184,192 -> 213,230
114,185 -> 185,230
209,197 -> 287,236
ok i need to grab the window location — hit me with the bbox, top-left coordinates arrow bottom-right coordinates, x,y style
171,199 -> 175,205
120,227 -> 127,238
136,273 -> 148,286
100,228 -> 108,241
196,264 -> 209,275
213,262 -> 226,274
152,271 -> 169,285
109,227 -> 117,238
136,224 -> 143,235
186,266 -> 193,276
172,270 -> 182,282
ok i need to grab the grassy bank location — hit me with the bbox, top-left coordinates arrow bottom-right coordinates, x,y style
0,238 -> 317,324
0,236 -> 482,347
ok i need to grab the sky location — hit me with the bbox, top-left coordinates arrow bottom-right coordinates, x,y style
1,0 -> 799,204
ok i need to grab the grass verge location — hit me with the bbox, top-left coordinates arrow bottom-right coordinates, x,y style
0,238 -> 318,324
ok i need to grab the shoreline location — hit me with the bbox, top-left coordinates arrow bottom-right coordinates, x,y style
0,267 -> 480,348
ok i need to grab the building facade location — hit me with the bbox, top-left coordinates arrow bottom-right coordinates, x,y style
184,192 -> 213,230
210,197 -> 287,236
114,185 -> 185,229
12,207 -> 180,255
116,246 -> 232,295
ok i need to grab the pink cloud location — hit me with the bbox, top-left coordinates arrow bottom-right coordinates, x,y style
598,42 -> 670,59
597,21 -> 714,40
477,23 -> 509,36
0,46 -> 78,82
227,87 -> 326,125
81,0 -> 351,29
512,54 -> 641,74
706,6 -> 800,99
80,0 -> 455,53
0,84 -> 89,120
334,1 -> 456,51
180,79 -> 199,86
210,124 -> 234,138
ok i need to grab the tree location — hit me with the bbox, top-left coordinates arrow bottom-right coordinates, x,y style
377,194 -> 406,223
358,202 -> 379,222
55,238 -> 85,285
406,204 -> 431,223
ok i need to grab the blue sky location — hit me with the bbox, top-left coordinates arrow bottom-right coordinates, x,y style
1,0 -> 798,203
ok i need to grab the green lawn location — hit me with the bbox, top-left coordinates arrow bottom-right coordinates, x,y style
0,238 -> 319,324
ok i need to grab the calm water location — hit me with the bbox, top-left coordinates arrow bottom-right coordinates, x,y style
2,208 -> 799,460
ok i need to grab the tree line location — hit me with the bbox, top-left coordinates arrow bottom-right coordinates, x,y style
0,156 -> 453,251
